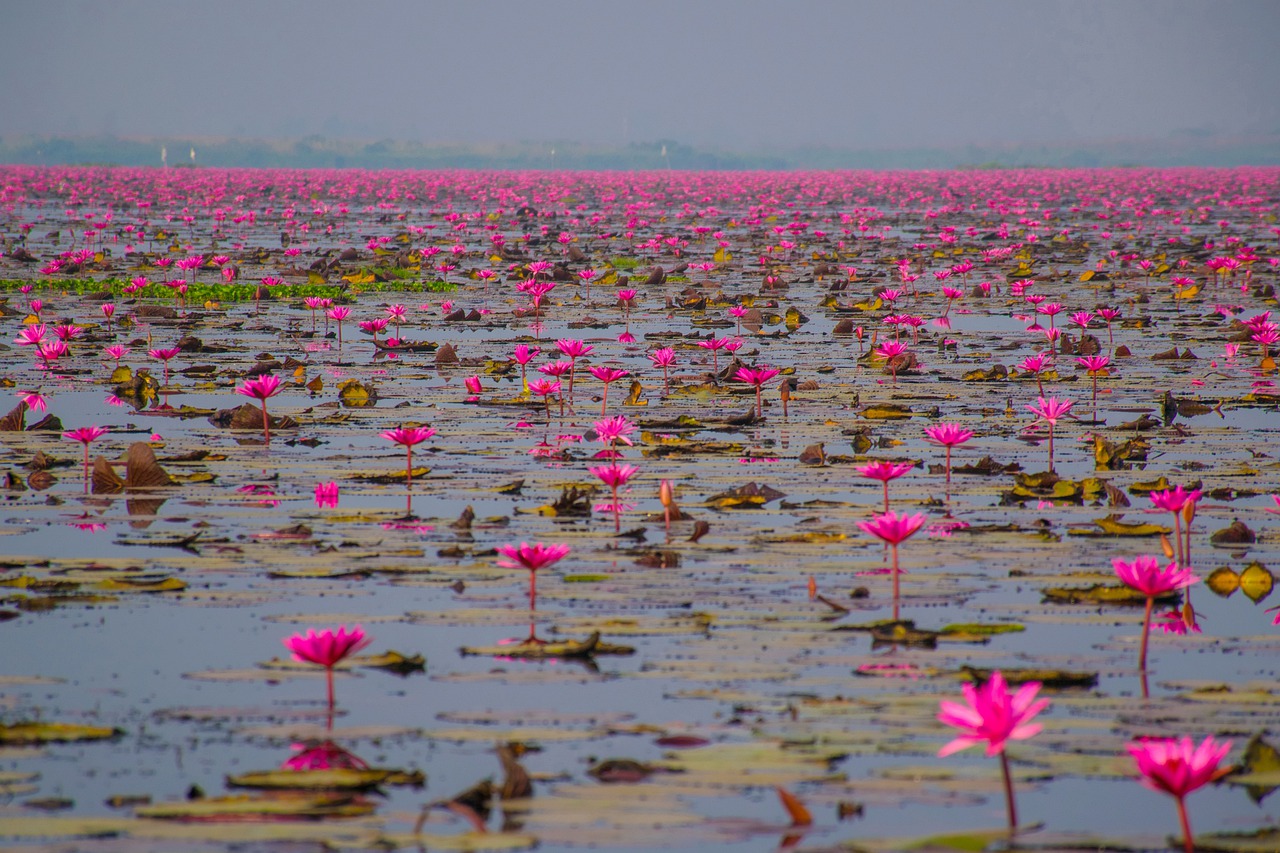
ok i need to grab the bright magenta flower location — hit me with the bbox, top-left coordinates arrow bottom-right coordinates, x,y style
1149,486 -> 1203,515
1127,735 -> 1233,853
63,425 -> 107,446
1026,395 -> 1073,425
1114,555 -> 1198,671
648,347 -> 676,368
937,671 -> 1048,757
284,625 -> 372,668
593,414 -> 635,447
382,426 -> 436,447
588,366 -> 629,384
1128,735 -> 1232,798
538,360 -> 573,379
236,374 -> 282,402
734,366 -> 780,387
18,391 -> 48,413
923,423 -> 974,448
528,378 -> 560,398
924,423 -> 974,495
382,426 -> 436,485
237,375 -> 283,441
1112,555 -> 1198,598
512,344 -> 541,365
857,509 -> 926,546
938,670 -> 1049,832
148,346 -> 180,362
1076,355 -> 1110,372
735,365 -> 781,418
857,461 -> 914,483
64,425 -> 107,488
496,542 -> 571,573
590,463 -> 638,489
283,625 -> 372,714
556,338 -> 593,359
591,463 -> 640,532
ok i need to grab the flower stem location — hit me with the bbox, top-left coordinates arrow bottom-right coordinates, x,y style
325,666 -> 335,726
891,542 -> 900,622
1000,750 -> 1019,834
1139,595 -> 1154,671
1176,795 -> 1194,853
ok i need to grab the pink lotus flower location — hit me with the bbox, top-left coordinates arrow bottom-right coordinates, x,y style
593,415 -> 636,454
64,425 -> 107,488
591,463 -> 639,532
19,391 -> 48,413
648,347 -> 677,393
1025,396 -> 1074,472
14,325 -> 46,347
1113,555 -> 1199,671
874,339 -> 910,383
1127,736 -> 1233,853
858,509 -> 926,621
382,426 -> 436,486
857,460 -> 914,512
1149,486 -> 1202,515
588,366 -> 630,414
497,541 -> 570,623
555,339 -> 592,405
924,423 -> 974,493
148,346 -> 180,384
326,305 -> 350,346
938,671 -> 1048,832
314,481 -> 339,509
696,336 -> 729,372
282,625 -> 372,714
734,365 -> 781,419
496,541 -> 571,573
236,374 -> 283,441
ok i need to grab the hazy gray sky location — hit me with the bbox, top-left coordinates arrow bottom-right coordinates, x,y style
3,0 -> 1278,151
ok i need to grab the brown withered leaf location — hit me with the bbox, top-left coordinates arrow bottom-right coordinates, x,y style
124,443 -> 174,489
0,403 -> 27,431
435,343 -> 459,365
1211,520 -> 1257,547
799,443 -> 826,466
92,456 -> 125,494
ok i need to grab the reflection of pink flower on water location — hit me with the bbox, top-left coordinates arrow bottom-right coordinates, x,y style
855,663 -> 925,679
314,482 -> 339,508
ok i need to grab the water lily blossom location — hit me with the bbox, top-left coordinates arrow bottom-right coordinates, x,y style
734,365 -> 781,419
236,374 -> 283,441
381,426 -> 436,486
1025,396 -> 1074,471
1113,555 -> 1199,671
63,425 -> 107,487
282,625 -> 372,716
938,671 -> 1048,833
1127,736 -> 1233,853
858,509 -> 926,620
923,423 -> 974,495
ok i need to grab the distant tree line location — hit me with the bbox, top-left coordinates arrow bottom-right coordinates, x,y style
1,134 -> 1278,170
